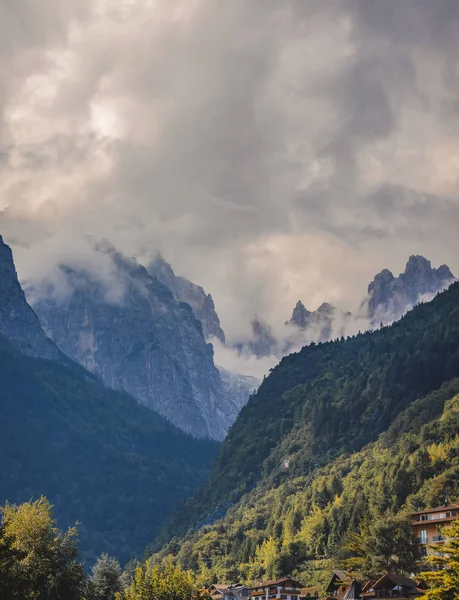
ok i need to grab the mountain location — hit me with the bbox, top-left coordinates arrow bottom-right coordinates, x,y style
153,280 -> 459,550
148,254 -> 226,344
366,255 -> 455,325
0,332 -> 218,565
243,255 -> 455,359
0,234 -> 62,361
30,241 -> 240,440
287,301 -> 352,343
217,367 -> 260,413
151,379 -> 459,587
0,236 -> 219,563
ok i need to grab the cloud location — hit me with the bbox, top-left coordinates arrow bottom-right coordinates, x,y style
1,0 -> 459,342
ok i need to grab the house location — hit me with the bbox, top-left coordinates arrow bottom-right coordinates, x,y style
360,574 -> 423,600
324,571 -> 354,600
342,580 -> 363,600
212,584 -> 249,600
248,577 -> 305,600
411,503 -> 459,555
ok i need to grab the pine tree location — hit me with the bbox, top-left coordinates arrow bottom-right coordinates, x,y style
90,553 -> 124,600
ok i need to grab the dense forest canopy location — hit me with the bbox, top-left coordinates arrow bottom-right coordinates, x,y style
159,282 -> 459,542
149,383 -> 459,588
0,334 -> 218,564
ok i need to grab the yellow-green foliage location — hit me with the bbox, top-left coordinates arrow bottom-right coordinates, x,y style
117,562 -> 195,600
150,387 -> 459,590
419,519 -> 459,600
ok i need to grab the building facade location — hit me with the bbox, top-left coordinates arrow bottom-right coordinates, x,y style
411,504 -> 459,555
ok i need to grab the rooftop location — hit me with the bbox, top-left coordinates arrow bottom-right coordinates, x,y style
411,503 -> 459,515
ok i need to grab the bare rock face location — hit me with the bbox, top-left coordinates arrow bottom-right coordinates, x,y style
287,301 -> 337,342
0,234 -> 61,361
148,255 -> 226,344
289,300 -> 312,329
31,242 -> 239,440
217,367 -> 260,413
366,255 -> 455,325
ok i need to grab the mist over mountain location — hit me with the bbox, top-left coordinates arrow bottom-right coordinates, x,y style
29,240 -> 246,441
365,254 -> 455,326
233,254 -> 456,360
0,234 -> 219,563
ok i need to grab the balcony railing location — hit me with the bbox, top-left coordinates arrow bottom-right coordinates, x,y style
432,535 -> 444,542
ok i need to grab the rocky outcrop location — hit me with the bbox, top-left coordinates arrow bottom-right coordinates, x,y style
0,234 -> 61,361
289,301 -> 312,329
217,367 -> 260,413
31,242 -> 240,440
287,301 -> 339,342
366,255 -> 455,325
148,255 -> 226,343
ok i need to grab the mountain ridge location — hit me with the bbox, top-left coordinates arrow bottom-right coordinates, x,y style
30,241 -> 239,440
154,279 -> 459,546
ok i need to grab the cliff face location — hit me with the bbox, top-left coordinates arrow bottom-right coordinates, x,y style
217,367 -> 260,413
31,243 -> 239,440
148,255 -> 226,343
0,235 -> 61,361
367,255 -> 455,325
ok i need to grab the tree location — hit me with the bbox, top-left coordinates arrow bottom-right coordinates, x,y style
0,524 -> 28,600
1,497 -> 85,600
117,562 -> 194,600
418,519 -> 459,600
343,512 -> 420,579
90,553 -> 124,600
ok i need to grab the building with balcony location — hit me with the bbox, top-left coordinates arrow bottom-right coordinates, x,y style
248,577 -> 305,600
411,503 -> 459,554
212,578 -> 305,600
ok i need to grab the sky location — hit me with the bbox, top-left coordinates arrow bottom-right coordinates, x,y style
1,0 -> 459,347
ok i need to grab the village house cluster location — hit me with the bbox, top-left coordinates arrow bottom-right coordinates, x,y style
211,504 -> 459,600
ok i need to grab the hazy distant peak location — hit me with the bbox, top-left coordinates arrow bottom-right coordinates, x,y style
367,254 -> 455,326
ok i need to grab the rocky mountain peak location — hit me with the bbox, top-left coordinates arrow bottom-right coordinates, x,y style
0,235 -> 61,360
289,300 -> 311,329
148,255 -> 226,344
367,255 -> 455,325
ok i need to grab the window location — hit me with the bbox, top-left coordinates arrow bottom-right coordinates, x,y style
421,515 -> 428,521
420,529 -> 428,543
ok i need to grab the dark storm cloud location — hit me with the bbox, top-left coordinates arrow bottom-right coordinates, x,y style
1,0 -> 459,344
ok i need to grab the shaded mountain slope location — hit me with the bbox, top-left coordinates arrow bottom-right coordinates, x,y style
0,333 -> 218,565
0,234 -> 62,361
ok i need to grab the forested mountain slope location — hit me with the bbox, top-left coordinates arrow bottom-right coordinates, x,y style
150,380 -> 459,586
0,333 -> 218,565
156,281 -> 459,542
